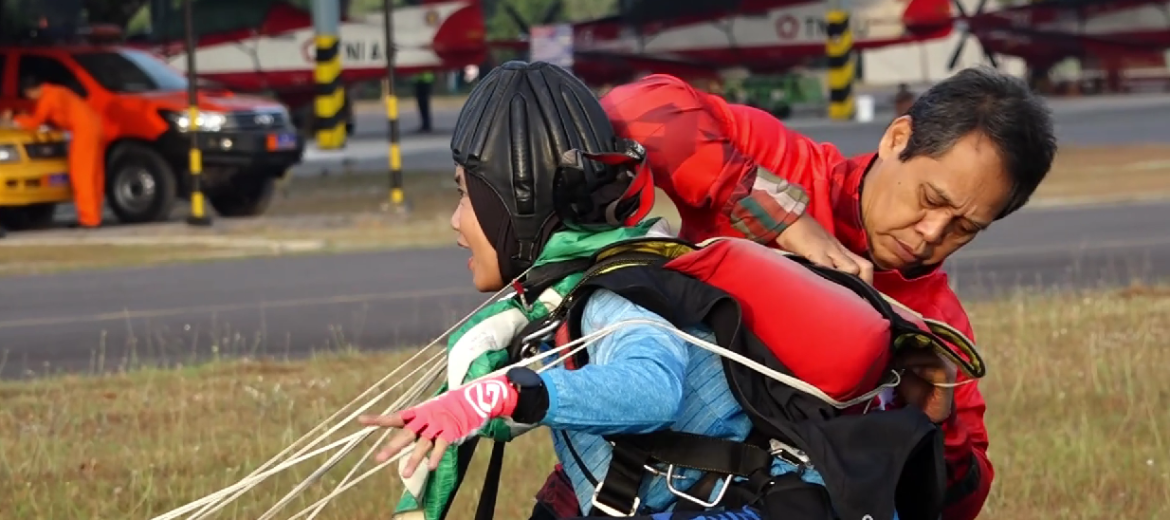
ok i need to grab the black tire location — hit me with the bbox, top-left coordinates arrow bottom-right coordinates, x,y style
105,142 -> 178,224
0,203 -> 57,231
207,172 -> 278,217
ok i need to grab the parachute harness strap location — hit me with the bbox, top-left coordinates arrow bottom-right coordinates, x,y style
154,259 -> 979,520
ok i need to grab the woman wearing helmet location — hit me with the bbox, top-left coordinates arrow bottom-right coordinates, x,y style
358,61 -> 769,519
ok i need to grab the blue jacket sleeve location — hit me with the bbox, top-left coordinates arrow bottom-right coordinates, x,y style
536,289 -> 690,435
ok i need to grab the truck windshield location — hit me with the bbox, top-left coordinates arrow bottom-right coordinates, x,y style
72,50 -> 189,93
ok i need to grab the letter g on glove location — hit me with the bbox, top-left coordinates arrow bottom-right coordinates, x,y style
464,377 -> 512,419
400,373 -> 521,445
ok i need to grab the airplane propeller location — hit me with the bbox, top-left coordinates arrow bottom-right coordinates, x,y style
947,0 -> 1001,70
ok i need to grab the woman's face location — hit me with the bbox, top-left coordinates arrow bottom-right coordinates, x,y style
451,166 -> 504,292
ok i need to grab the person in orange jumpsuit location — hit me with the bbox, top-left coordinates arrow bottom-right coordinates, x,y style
3,78 -> 105,228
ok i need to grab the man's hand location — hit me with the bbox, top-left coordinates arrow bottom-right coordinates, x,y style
893,349 -> 958,424
775,213 -> 874,285
0,110 -> 12,124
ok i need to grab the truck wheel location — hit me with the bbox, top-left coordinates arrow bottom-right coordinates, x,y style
105,143 -> 178,224
207,173 -> 277,218
0,203 -> 57,231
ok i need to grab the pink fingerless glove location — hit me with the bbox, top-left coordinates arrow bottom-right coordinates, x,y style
400,373 -> 520,445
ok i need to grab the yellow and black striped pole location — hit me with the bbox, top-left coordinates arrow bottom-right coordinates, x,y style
184,0 -> 211,226
825,8 -> 856,121
313,0 -> 346,149
313,35 -> 346,148
382,0 -> 407,212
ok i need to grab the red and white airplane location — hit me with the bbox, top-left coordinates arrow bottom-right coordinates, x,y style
130,0 -> 1170,130
508,0 -> 1170,87
132,0 -> 489,131
131,0 -> 960,128
507,0 -> 958,86
930,0 -> 1170,86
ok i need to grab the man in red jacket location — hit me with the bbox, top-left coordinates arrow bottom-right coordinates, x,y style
588,67 -> 1057,520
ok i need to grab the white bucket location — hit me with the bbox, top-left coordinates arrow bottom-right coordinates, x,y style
855,95 -> 875,123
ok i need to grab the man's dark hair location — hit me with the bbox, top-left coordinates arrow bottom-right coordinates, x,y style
899,65 -> 1056,219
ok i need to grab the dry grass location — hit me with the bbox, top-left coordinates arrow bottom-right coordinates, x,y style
1036,145 -> 1170,201
0,245 -> 252,275
2,286 -> 1169,519
264,171 -> 455,217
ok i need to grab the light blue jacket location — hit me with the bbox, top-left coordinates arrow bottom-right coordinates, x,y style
534,288 -> 844,515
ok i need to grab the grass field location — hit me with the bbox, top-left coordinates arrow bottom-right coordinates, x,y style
1034,145 -> 1170,202
3,285 -> 1169,519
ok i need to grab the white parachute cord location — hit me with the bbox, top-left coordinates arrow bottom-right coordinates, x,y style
171,350 -> 449,520
283,324 -> 620,520
161,277 -> 526,520
153,432 -> 374,520
283,443 -> 419,520
297,424 -> 397,520
163,358 -> 447,520
160,269 -> 918,520
237,274 -> 540,520
285,317 -> 906,520
296,351 -> 464,520
248,357 -> 450,520
180,347 -> 443,519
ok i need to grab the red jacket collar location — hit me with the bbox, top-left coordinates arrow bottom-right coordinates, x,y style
837,152 -> 943,282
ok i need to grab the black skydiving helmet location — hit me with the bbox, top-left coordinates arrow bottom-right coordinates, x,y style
451,60 -> 648,283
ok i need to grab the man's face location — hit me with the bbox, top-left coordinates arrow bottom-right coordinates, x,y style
861,116 -> 1014,272
23,86 -> 42,100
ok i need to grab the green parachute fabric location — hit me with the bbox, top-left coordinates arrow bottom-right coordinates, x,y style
392,219 -> 660,520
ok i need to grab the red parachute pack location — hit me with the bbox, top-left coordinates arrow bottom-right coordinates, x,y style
660,236 -> 984,400
550,236 -> 985,402
500,235 -> 986,520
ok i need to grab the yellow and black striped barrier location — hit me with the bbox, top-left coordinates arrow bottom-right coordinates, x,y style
825,10 -> 855,121
314,34 -> 347,149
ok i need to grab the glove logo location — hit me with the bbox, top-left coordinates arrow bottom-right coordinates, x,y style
463,379 -> 510,418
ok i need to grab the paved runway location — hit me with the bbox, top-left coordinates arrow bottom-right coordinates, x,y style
292,93 -> 1170,175
2,199 -> 1168,379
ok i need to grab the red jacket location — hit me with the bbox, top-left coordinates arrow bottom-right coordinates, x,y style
601,74 -> 992,520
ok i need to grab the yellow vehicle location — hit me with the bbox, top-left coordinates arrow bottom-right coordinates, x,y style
0,125 -> 71,231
